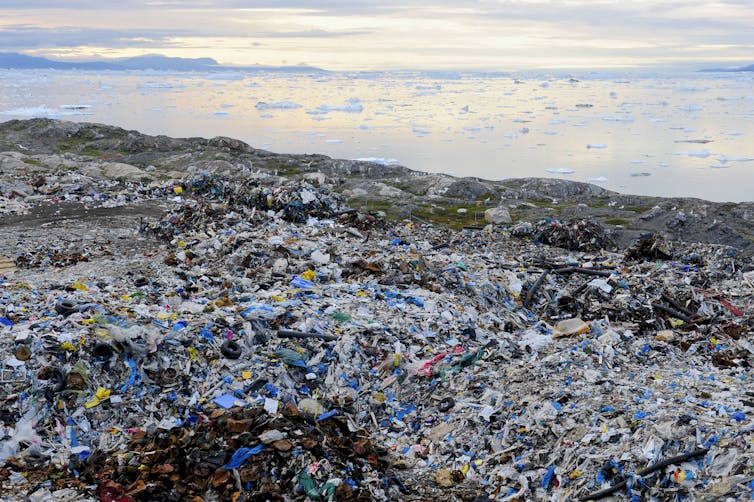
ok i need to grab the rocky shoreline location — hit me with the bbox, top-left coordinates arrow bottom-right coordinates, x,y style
2,119 -> 754,501
2,118 -> 754,255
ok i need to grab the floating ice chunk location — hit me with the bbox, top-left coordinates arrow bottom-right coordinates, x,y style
717,155 -> 754,163
677,104 -> 702,112
630,172 -> 652,177
587,144 -> 607,149
674,138 -> 712,144
602,115 -> 634,122
2,105 -> 68,117
355,157 -> 399,165
590,176 -> 608,183
709,164 -> 732,169
317,98 -> 363,113
412,127 -> 431,135
205,72 -> 244,81
630,160 -> 646,164
325,139 -> 343,144
138,81 -> 184,89
677,86 -> 709,92
213,111 -> 229,115
550,119 -> 566,125
545,168 -> 575,174
255,101 -> 303,110
679,149 -> 711,158
728,131 -> 744,136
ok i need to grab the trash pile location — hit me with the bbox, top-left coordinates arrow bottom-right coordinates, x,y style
2,172 -> 754,501
511,218 -> 615,252
143,174 -> 345,242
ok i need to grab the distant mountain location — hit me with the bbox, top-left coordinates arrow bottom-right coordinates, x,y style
699,63 -> 754,72
0,52 -> 326,73
0,52 -> 120,70
114,54 -> 222,71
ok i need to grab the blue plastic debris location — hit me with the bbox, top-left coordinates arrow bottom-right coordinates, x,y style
222,445 -> 265,469
214,393 -> 245,409
540,465 -> 556,489
290,276 -> 315,289
316,410 -> 338,422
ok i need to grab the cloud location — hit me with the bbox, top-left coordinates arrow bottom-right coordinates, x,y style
0,25 -> 191,49
258,29 -> 370,38
2,0 -> 754,70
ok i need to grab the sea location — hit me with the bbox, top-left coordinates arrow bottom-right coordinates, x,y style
1,68 -> 753,202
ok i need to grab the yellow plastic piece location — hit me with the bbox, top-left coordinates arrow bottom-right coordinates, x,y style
60,342 -> 77,352
84,387 -> 111,409
72,280 -> 89,291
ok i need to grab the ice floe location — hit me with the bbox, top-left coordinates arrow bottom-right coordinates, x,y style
355,157 -> 400,165
255,101 -> 303,110
316,98 -> 363,113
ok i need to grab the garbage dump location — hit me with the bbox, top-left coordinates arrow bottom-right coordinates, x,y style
2,170 -> 754,501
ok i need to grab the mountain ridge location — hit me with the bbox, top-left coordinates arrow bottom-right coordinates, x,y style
0,52 -> 326,73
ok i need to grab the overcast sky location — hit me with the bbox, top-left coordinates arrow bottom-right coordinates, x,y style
2,1 -> 753,70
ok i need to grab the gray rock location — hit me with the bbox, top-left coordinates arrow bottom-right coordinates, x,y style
101,162 -> 149,180
444,179 -> 494,200
484,206 -> 512,224
518,178 -> 607,199
640,205 -> 663,220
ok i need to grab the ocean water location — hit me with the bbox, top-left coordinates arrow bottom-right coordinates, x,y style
1,68 -> 753,202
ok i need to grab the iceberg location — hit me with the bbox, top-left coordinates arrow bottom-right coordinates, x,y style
678,149 -> 711,158
355,157 -> 400,165
255,101 -> 303,110
316,98 -> 363,113
205,72 -> 244,81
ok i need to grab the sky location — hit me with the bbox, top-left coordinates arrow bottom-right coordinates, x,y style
2,1 -> 753,71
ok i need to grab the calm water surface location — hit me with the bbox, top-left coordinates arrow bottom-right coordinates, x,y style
2,69 -> 753,202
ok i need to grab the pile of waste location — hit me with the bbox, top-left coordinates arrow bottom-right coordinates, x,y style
143,174 -> 345,242
2,172 -> 754,501
511,217 -> 615,252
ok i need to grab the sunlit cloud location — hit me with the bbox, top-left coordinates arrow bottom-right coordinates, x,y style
1,1 -> 753,70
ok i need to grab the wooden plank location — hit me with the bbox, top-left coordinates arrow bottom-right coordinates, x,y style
0,258 -> 16,275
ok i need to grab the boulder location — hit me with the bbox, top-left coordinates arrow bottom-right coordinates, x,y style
101,162 -> 149,180
484,206 -> 512,224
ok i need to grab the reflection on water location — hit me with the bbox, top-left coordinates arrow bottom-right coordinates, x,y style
2,69 -> 754,202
